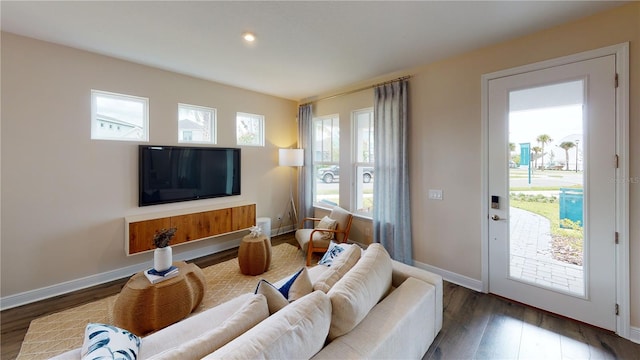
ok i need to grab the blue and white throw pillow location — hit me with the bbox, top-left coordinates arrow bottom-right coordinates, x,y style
318,241 -> 351,266
81,323 -> 141,360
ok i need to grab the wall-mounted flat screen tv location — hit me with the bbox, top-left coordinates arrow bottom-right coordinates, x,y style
139,145 -> 241,206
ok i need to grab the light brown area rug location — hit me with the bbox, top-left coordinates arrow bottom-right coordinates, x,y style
17,243 -> 308,360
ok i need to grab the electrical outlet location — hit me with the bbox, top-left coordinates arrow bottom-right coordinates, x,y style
428,189 -> 443,200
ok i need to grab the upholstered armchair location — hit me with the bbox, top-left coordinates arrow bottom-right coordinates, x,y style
295,206 -> 353,266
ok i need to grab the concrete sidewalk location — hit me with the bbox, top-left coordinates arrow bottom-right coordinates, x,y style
509,207 -> 584,295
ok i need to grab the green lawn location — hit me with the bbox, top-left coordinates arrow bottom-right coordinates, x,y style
509,185 -> 582,191
510,197 -> 583,240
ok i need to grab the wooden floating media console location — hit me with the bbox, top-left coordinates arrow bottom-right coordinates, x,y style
125,204 -> 256,255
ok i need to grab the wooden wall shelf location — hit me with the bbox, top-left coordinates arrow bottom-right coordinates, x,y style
125,204 -> 256,255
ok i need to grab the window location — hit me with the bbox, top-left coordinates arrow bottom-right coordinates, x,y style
91,90 -> 148,141
312,115 -> 340,207
236,112 -> 265,146
178,103 -> 216,144
353,108 -> 374,215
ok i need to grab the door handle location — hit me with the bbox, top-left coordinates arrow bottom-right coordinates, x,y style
491,214 -> 507,221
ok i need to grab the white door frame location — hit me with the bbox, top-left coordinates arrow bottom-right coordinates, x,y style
480,43 -> 629,338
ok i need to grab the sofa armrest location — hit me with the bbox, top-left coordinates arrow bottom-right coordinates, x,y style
391,260 -> 443,332
313,277 -> 437,360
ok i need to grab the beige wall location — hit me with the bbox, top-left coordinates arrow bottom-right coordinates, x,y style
1,2 -> 638,332
1,33 -> 298,298
409,3 -> 639,327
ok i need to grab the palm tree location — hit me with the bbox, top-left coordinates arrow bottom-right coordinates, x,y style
559,141 -> 576,171
536,134 -> 553,170
532,146 -> 543,169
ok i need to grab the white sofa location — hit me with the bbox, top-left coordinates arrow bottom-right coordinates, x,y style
51,243 -> 443,359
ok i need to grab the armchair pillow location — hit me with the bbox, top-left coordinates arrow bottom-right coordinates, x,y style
316,216 -> 338,240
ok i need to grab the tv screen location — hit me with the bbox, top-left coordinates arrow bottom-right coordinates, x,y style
139,145 -> 241,206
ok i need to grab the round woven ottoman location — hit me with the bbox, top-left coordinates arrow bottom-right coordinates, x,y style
238,234 -> 272,275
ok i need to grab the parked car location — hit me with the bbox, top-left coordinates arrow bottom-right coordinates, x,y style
545,161 -> 565,170
317,165 -> 374,183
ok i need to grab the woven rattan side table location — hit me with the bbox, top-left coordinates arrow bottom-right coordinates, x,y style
112,261 -> 205,335
238,234 -> 272,275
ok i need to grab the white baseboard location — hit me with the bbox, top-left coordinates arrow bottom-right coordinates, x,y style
412,259 -> 484,292
0,234 -> 255,311
630,326 -> 640,344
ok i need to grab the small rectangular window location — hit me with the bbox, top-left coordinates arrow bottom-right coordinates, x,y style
91,90 -> 148,141
178,103 -> 216,144
236,112 -> 265,146
312,114 -> 340,207
353,108 -> 374,216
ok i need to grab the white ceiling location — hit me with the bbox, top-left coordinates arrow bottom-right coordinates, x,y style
1,1 -> 625,101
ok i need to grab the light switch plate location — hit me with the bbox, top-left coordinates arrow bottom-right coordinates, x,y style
428,189 -> 443,200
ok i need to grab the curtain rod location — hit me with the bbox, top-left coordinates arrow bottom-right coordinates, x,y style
300,75 -> 411,106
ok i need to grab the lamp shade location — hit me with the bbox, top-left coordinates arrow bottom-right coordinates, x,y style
279,148 -> 304,167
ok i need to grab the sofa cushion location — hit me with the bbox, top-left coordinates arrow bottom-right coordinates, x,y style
138,293 -> 257,359
80,323 -> 141,360
204,291 -> 332,360
327,243 -> 392,340
313,244 -> 362,293
147,294 -> 269,360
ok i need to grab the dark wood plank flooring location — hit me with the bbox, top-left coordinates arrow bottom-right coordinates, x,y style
424,282 -> 640,359
2,233 -> 639,359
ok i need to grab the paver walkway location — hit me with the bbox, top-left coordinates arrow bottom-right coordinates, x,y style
509,207 -> 584,295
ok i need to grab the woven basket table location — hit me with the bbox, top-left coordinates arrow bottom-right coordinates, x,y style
238,234 -> 272,275
112,261 -> 205,335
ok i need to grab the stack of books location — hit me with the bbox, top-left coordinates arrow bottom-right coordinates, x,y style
144,266 -> 179,284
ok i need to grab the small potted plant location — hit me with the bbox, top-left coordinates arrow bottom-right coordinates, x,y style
153,227 -> 177,272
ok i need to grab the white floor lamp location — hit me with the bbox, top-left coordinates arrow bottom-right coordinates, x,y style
279,148 -> 304,233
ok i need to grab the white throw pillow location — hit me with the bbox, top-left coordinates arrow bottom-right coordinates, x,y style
254,267 -> 313,314
316,216 -> 338,240
81,323 -> 141,360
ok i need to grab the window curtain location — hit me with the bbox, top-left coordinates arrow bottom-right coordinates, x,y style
373,79 -> 412,264
297,104 -> 314,223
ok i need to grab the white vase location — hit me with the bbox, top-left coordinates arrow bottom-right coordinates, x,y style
153,246 -> 172,272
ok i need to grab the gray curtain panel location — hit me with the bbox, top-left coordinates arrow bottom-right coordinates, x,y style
297,104 -> 314,224
373,79 -> 413,264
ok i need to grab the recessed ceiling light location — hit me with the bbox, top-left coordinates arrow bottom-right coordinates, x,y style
242,32 -> 256,43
